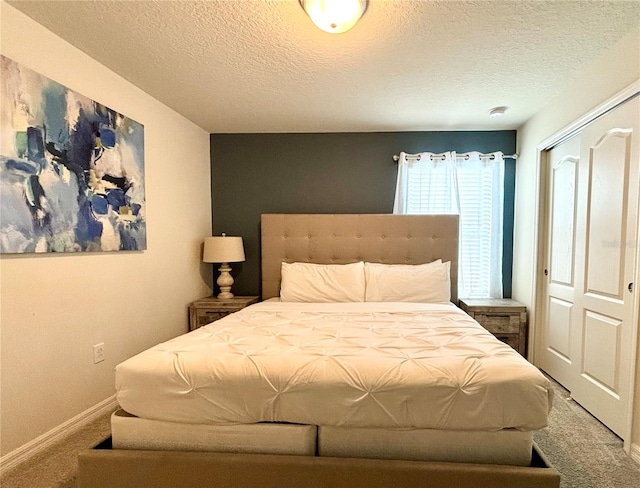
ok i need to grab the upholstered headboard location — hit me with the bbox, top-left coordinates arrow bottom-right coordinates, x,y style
261,214 -> 459,303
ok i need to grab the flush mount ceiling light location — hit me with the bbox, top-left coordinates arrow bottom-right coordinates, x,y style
300,0 -> 368,34
489,106 -> 508,118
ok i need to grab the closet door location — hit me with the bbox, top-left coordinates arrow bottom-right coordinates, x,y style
538,137 -> 581,390
570,96 -> 639,437
538,96 -> 639,438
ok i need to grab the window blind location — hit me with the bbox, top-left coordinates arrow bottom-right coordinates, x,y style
394,152 -> 504,298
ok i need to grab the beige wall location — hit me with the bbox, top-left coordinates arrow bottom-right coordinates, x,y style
513,25 -> 640,447
0,3 -> 213,456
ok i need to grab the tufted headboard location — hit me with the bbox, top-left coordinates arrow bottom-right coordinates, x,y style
261,214 -> 459,303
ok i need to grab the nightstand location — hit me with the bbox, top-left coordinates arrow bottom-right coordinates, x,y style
188,296 -> 259,331
459,298 -> 527,356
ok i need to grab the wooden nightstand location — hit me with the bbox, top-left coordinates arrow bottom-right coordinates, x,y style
188,296 -> 259,331
459,298 -> 527,356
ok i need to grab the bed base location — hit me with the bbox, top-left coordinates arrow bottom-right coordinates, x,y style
112,409 -> 534,466
78,441 -> 559,488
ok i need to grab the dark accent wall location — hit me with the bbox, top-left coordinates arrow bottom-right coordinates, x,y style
210,131 -> 516,298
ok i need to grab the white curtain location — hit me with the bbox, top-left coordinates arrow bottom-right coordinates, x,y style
393,151 -> 505,299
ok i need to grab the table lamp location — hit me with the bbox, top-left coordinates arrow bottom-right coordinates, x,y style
203,233 -> 245,299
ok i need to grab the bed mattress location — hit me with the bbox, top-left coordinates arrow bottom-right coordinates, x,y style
116,301 -> 552,431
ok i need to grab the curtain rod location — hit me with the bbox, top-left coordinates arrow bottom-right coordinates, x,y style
392,152 -> 518,162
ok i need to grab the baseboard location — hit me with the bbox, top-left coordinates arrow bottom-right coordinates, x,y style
0,394 -> 118,473
630,443 -> 640,465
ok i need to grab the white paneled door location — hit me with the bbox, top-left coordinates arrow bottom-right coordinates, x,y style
539,96 -> 639,438
539,136 -> 580,391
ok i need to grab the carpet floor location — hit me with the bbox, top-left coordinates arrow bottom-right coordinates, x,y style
0,411 -> 111,488
533,376 -> 640,488
1,375 -> 639,488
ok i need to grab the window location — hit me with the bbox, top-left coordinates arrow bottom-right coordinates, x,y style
393,151 -> 504,298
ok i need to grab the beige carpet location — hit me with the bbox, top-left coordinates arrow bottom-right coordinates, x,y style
533,376 -> 640,488
0,410 -> 112,488
1,377 -> 639,488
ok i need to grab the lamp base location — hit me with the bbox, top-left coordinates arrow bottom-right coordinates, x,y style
216,263 -> 235,299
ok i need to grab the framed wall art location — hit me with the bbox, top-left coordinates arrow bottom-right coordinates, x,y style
0,55 -> 146,253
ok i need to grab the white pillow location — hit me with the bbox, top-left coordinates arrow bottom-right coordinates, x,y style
364,260 -> 451,303
280,262 -> 365,302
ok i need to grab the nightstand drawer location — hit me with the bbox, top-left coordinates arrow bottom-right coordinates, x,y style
493,333 -> 520,350
188,296 -> 259,331
473,313 -> 521,334
195,311 -> 232,327
458,298 -> 527,357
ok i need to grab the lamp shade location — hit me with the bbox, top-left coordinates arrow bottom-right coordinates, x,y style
203,235 -> 245,263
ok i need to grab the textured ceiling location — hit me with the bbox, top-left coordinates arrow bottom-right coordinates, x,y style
7,0 -> 640,133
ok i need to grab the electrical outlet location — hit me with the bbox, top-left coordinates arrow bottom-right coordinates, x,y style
93,343 -> 105,364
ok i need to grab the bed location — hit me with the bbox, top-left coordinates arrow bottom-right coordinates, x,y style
78,214 -> 559,488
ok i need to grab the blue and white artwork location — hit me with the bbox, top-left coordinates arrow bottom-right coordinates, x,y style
0,56 -> 146,253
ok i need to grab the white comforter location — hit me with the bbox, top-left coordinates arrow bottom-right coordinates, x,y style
116,301 -> 552,431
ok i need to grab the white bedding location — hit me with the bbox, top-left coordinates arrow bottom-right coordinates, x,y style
116,301 -> 552,431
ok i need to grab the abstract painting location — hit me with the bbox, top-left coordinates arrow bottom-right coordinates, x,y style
0,56 -> 146,253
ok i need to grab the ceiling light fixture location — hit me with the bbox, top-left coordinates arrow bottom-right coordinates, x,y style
489,106 -> 507,118
299,0 -> 368,34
